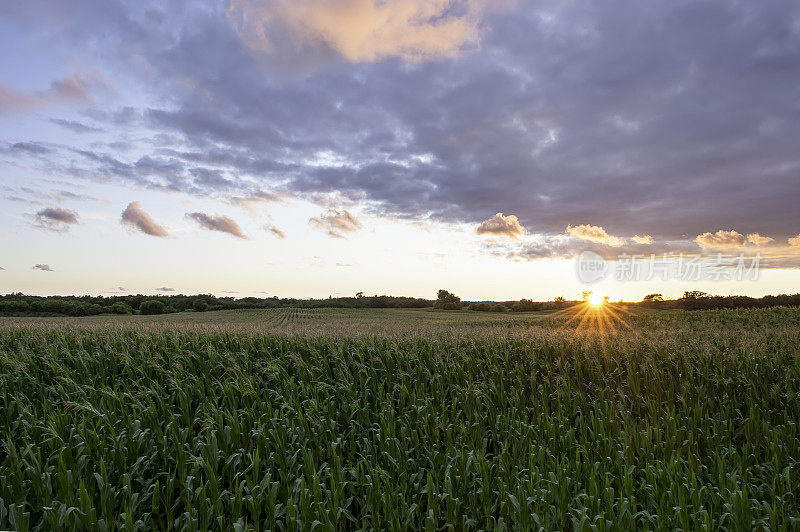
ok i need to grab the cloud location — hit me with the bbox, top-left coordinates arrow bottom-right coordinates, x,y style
32,264 -> 53,272
309,209 -> 362,238
746,233 -> 774,246
694,230 -> 745,249
0,74 -> 91,112
632,235 -> 654,245
4,0 -> 800,266
50,118 -> 104,134
155,287 -> 175,292
187,212 -> 248,239
34,207 -> 79,232
566,224 -> 625,247
10,142 -> 49,155
229,0 -> 494,63
789,234 -> 800,248
0,266 -> 4,270
264,223 -> 286,238
120,201 -> 169,237
475,212 -> 524,239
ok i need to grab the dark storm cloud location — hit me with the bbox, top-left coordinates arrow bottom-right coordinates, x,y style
186,212 -> 248,239
3,0 -> 800,256
120,201 -> 169,237
34,207 -> 79,232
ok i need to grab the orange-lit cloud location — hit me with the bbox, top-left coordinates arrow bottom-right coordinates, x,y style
265,223 -> 286,238
632,234 -> 654,245
694,229 -> 745,249
789,234 -> 800,247
566,224 -> 625,247
229,0 -> 496,63
309,209 -> 361,237
746,232 -> 774,246
476,212 -> 525,239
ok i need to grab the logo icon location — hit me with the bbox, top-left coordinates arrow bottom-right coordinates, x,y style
575,251 -> 608,284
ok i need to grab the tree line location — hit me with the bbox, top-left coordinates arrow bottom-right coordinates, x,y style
0,290 -> 798,317
639,291 -> 800,311
0,293 -> 432,317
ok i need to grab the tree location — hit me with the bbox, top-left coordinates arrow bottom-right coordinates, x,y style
139,300 -> 165,315
193,300 -> 209,312
682,291 -> 709,300
110,302 -> 133,315
679,291 -> 711,310
512,299 -> 542,312
641,293 -> 664,309
434,289 -> 462,310
553,296 -> 566,309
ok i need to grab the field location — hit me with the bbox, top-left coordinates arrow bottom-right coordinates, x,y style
1,306 -> 799,530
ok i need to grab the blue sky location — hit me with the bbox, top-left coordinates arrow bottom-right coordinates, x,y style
2,0 -> 799,300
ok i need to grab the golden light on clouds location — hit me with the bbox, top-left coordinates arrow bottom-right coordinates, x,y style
228,0 -> 497,62
476,212 -> 525,239
565,224 -> 625,247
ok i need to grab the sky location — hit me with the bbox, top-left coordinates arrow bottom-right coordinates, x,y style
1,0 -> 799,301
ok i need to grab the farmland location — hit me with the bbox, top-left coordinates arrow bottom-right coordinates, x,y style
1,306 -> 799,530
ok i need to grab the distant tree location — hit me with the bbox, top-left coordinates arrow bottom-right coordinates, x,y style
682,291 -> 709,300
164,305 -> 177,314
490,304 -> 506,313
434,289 -> 462,310
581,291 -> 593,302
641,293 -> 664,309
679,291 -> 711,310
512,299 -> 542,312
139,300 -> 165,315
193,300 -> 209,312
553,296 -> 566,309
356,292 -> 364,299
110,302 -> 133,315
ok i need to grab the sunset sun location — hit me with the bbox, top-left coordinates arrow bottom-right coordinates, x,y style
588,292 -> 606,307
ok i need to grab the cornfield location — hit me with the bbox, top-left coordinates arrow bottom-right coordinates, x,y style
1,307 -> 799,530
